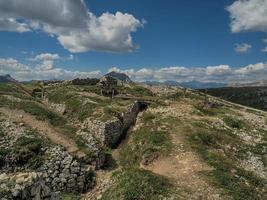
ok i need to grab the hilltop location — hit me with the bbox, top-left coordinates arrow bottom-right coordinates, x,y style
0,74 -> 17,83
105,71 -> 133,84
0,78 -> 266,200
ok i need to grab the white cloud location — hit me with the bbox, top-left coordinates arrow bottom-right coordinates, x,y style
0,0 -> 145,53
108,63 -> 267,83
262,47 -> 267,52
0,58 -> 30,72
34,53 -> 60,61
234,62 -> 266,74
0,18 -> 30,32
68,54 -> 74,60
227,0 -> 267,33
0,57 -> 101,81
234,43 -> 252,53
1,56 -> 266,84
30,53 -> 60,71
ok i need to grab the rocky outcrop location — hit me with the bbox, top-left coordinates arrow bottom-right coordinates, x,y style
0,172 -> 58,200
82,101 -> 147,147
43,98 -> 66,115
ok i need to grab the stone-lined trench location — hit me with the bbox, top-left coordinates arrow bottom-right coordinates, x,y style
1,101 -> 149,200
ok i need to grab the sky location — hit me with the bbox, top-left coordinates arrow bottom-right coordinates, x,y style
0,0 -> 266,83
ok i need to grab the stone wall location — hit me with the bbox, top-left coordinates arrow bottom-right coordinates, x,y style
39,146 -> 95,193
82,101 -> 147,147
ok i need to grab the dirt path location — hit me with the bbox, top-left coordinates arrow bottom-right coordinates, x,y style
0,107 -> 85,158
143,133 -> 228,200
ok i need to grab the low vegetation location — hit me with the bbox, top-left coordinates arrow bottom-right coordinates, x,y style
12,136 -> 44,169
101,168 -> 172,200
201,86 -> 267,111
186,118 -> 266,200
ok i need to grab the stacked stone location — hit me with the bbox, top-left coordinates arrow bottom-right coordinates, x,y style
0,172 -> 58,200
83,101 -> 144,147
40,146 -> 93,193
76,130 -> 106,168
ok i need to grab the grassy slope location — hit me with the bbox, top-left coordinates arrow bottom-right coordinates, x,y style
200,87 -> 267,111
1,83 -> 266,199
102,88 -> 266,200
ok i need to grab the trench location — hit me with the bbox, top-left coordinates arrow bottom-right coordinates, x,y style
103,101 -> 149,169
84,101 -> 149,199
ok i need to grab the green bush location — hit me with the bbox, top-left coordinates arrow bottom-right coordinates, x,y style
0,148 -> 8,168
13,136 -> 44,169
223,116 -> 245,129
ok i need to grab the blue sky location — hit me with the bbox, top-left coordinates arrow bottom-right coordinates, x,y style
0,0 -> 266,83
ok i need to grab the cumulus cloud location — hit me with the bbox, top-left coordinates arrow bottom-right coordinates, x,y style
0,58 -> 30,72
0,18 -> 30,32
0,57 -> 101,81
1,55 -> 266,84
227,0 -> 267,33
0,0 -> 144,53
234,43 -> 252,53
108,63 -> 267,84
29,53 -> 60,71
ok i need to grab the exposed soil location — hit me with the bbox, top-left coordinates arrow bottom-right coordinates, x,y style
143,133 -> 228,200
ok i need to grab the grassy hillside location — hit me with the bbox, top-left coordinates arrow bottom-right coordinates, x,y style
200,87 -> 267,111
0,82 -> 266,200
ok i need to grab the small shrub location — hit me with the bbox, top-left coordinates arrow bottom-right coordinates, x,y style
13,136 -> 44,169
223,116 -> 245,129
0,148 -> 8,168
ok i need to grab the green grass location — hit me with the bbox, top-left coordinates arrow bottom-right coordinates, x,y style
17,101 -> 66,126
194,101 -> 230,116
119,128 -> 172,168
101,168 -> 172,200
0,96 -> 66,126
47,87 -> 76,103
0,83 -> 20,94
117,85 -> 154,97
143,112 -> 156,122
223,116 -> 246,129
12,135 -> 44,169
60,193 -> 81,200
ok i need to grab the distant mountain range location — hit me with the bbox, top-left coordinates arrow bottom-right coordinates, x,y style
0,74 -> 17,83
141,80 -> 227,89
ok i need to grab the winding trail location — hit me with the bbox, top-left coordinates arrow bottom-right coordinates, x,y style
143,133 -> 227,200
0,107 -> 85,158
